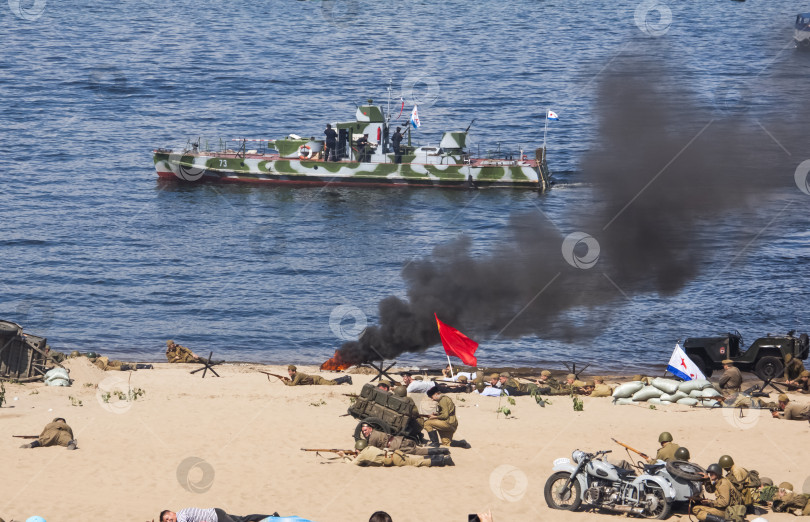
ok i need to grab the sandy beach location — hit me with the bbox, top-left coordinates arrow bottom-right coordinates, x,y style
2,359 -> 809,522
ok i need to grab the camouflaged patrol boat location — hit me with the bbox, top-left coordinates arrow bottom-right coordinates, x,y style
153,101 -> 551,190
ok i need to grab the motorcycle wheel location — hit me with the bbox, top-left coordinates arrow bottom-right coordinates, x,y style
665,460 -> 707,481
642,483 -> 671,520
544,471 -> 583,511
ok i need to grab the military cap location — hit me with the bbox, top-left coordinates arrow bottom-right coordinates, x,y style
378,380 -> 392,387
760,476 -> 774,487
785,354 -> 793,362
779,482 -> 794,491
721,359 -> 733,365
566,374 -> 576,380
489,373 -> 500,380
457,375 -> 468,383
287,364 -> 297,371
802,370 -> 810,378
593,376 -> 604,382
166,340 -> 174,346
584,380 -> 595,387
413,375 -> 423,380
500,372 -> 511,378
631,375 -> 644,382
778,394 -> 789,403
540,370 -> 551,377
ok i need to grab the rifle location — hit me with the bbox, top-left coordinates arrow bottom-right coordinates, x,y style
611,438 -> 650,461
260,371 -> 289,382
343,393 -> 359,398
13,435 -> 38,439
300,448 -> 358,457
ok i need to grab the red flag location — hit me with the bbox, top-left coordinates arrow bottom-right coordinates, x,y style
435,313 -> 478,366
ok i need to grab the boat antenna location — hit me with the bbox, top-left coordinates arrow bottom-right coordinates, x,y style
386,78 -> 392,123
465,119 -> 475,133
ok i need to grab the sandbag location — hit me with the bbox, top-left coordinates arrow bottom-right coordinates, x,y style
701,387 -> 721,397
651,377 -> 679,395
44,367 -> 71,387
689,389 -> 704,398
660,391 -> 688,402
613,398 -> 635,406
632,385 -> 663,402
678,379 -> 712,393
676,397 -> 699,406
612,381 -> 644,399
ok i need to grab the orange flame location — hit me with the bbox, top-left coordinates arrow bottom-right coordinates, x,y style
320,350 -> 353,371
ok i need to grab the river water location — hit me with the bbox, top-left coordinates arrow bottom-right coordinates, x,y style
1,0 -> 809,372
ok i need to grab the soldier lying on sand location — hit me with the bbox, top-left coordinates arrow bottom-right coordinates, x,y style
20,418 -> 77,450
283,365 -> 351,386
342,439 -> 454,467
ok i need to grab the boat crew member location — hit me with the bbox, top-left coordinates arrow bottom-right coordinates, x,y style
392,127 -> 404,164
324,123 -> 337,162
356,134 -> 369,162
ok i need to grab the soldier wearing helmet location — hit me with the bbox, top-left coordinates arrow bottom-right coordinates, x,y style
692,462 -> 744,521
718,359 -> 742,393
720,455 -> 757,510
674,447 -> 691,462
346,429 -> 454,467
772,481 -> 810,515
647,432 -> 680,464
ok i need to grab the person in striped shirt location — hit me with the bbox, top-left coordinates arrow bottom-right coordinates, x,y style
159,507 -> 277,522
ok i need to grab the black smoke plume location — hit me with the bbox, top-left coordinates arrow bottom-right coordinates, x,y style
336,55 -> 806,366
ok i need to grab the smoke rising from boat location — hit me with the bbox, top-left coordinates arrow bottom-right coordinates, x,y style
332,56 -> 807,366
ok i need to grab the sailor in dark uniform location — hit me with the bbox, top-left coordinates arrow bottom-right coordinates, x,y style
392,127 -> 404,164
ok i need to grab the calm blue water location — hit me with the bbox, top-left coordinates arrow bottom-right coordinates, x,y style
1,0 -> 809,371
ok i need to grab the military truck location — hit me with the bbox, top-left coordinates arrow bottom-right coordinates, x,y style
683,330 -> 809,380
347,383 -> 423,441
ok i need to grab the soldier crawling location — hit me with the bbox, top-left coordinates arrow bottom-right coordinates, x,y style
20,417 -> 78,450
284,365 -> 351,386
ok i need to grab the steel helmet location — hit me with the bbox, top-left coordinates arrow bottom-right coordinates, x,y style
719,455 -> 734,469
658,432 -> 673,443
475,382 -> 486,392
355,439 -> 368,450
707,463 -> 722,477
674,447 -> 690,461
392,385 -> 407,397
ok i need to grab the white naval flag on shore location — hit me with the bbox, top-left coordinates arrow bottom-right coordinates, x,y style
666,343 -> 706,381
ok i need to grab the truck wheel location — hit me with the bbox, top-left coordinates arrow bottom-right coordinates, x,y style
689,354 -> 712,378
754,357 -> 783,381
353,417 -> 392,440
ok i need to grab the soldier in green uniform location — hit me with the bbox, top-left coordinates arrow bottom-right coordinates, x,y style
784,354 -> 806,383
647,432 -> 680,463
771,394 -> 810,420
361,423 -> 448,456
590,376 -> 613,398
692,463 -> 744,522
347,440 -> 453,467
718,359 -> 742,394
533,370 -> 561,394
284,365 -> 351,386
20,417 -> 77,450
392,385 -> 425,428
793,370 -> 810,393
773,482 -> 810,516
719,454 -> 757,512
165,340 -> 203,363
755,477 -> 779,507
423,387 -> 470,448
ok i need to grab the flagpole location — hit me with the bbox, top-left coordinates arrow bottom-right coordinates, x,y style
543,107 -> 549,150
446,354 -> 455,380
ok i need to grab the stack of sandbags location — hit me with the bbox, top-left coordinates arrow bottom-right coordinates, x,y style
613,377 -> 720,407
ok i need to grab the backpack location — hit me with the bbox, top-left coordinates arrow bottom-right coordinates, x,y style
725,504 -> 747,522
745,469 -> 761,489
